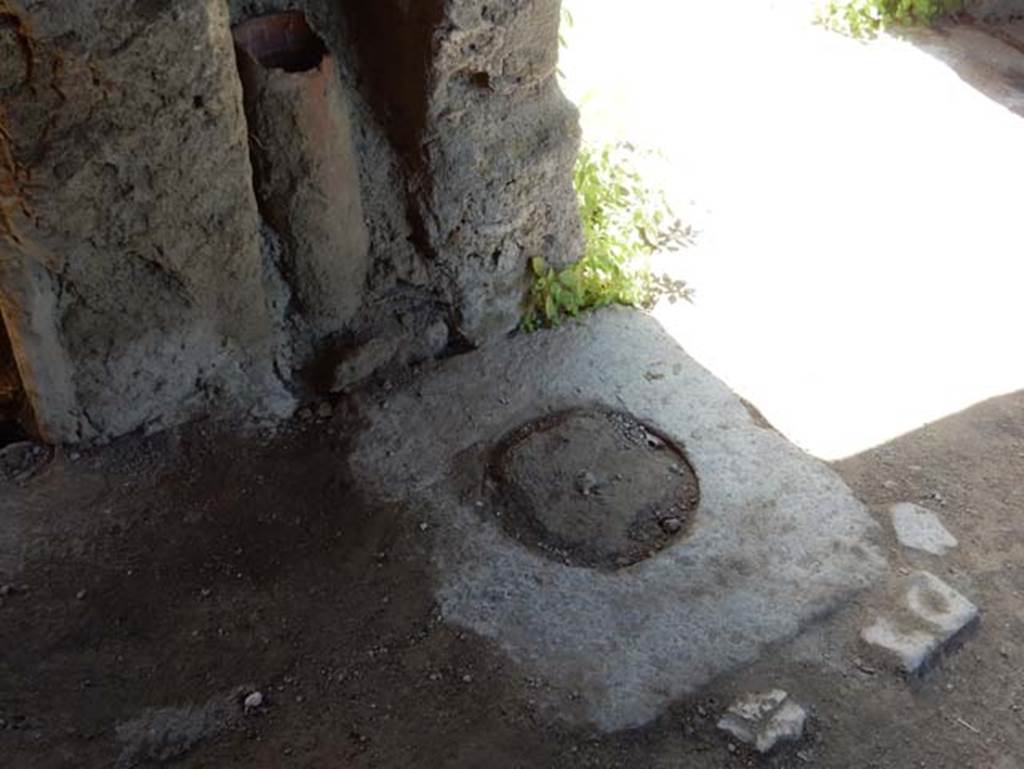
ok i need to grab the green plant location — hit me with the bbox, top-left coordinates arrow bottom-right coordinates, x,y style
558,6 -> 573,50
523,142 -> 693,331
817,0 -> 965,37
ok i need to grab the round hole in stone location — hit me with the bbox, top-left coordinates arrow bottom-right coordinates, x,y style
233,11 -> 327,73
485,408 -> 700,571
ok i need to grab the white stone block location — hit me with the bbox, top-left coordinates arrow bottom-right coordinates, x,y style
891,503 -> 958,556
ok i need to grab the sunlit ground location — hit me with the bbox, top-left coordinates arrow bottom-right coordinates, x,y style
560,0 -> 1024,460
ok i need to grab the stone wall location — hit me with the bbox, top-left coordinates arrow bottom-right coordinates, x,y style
0,0 -> 581,444
970,0 -> 1024,19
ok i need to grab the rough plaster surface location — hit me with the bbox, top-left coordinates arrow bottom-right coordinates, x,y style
351,308 -> 887,730
1,0 -> 580,444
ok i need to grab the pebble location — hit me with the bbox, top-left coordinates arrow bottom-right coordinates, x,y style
75,589 -> 87,600
243,691 -> 264,712
462,674 -> 473,683
644,431 -> 665,449
0,441 -> 48,479
575,471 -> 598,496
660,517 -> 684,535
317,402 -> 333,420
297,407 -> 313,422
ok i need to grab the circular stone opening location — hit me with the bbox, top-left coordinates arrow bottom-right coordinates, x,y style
486,408 -> 700,571
233,11 -> 327,73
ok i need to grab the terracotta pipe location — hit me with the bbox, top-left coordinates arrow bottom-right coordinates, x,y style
233,11 -> 326,73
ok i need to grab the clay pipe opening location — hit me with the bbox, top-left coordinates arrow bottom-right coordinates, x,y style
233,11 -> 327,73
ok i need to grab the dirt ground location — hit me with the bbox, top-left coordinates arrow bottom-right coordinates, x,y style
2,381 -> 1023,768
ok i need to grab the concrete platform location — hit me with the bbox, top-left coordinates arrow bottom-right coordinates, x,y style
351,308 -> 887,730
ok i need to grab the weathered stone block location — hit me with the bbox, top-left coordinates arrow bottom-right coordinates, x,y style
0,0 -> 290,442
350,308 -> 887,730
861,571 -> 979,675
0,0 -> 581,443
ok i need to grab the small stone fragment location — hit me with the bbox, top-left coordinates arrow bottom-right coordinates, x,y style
890,503 -> 958,556
296,407 -> 313,422
76,589 -> 87,600
421,321 -> 450,359
717,690 -> 807,753
243,691 -> 264,712
332,337 -> 399,393
644,430 -> 665,449
860,619 -> 937,675
574,470 -> 598,496
0,441 -> 49,481
316,401 -> 334,420
660,517 -> 683,535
